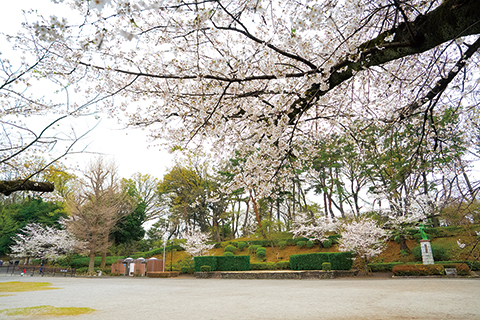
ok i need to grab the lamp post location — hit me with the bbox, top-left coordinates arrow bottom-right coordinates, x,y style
170,239 -> 174,271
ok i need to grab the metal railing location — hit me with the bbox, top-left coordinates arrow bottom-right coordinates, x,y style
0,265 -> 76,277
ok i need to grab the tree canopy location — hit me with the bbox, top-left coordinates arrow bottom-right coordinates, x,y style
13,0 -> 480,198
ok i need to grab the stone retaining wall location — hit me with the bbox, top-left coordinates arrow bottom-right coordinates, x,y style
195,270 -> 358,279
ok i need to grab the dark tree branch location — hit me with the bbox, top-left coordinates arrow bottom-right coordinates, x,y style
0,180 -> 54,196
287,0 -> 480,123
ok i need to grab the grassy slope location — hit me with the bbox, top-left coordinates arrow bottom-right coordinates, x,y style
155,229 -> 479,268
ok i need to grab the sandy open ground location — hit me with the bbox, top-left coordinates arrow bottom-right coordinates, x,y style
1,275 -> 479,319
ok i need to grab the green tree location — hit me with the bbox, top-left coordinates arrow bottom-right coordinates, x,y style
112,201 -> 146,245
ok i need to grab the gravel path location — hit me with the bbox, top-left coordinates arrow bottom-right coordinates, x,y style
1,276 -> 479,319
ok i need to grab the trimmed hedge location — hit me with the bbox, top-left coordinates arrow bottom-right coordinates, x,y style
250,261 -> 291,270
250,262 -> 276,270
224,245 -> 237,253
393,264 -> 444,276
223,251 -> 234,256
436,260 -> 480,271
322,262 -> 331,271
276,261 -> 290,270
200,265 -> 211,272
296,241 -> 307,249
256,247 -> 267,259
237,242 -> 247,251
216,255 -> 250,271
194,255 -> 250,272
290,252 -> 353,270
194,256 -> 217,272
248,245 -> 260,254
322,239 -> 333,248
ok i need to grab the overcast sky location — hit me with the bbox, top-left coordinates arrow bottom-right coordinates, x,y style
1,0 -> 175,180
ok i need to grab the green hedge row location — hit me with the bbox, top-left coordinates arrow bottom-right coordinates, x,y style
194,255 -> 250,272
250,261 -> 290,270
290,252 -> 353,270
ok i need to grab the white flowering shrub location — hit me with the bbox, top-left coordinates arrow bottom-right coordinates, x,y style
292,212 -> 338,245
180,230 -> 215,257
338,218 -> 388,272
10,219 -> 82,262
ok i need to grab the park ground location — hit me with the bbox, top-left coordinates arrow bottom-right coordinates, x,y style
0,276 -> 479,319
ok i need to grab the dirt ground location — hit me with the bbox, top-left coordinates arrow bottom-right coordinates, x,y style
1,275 -> 479,319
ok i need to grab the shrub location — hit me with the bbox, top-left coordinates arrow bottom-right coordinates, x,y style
237,242 -> 247,251
75,267 -> 89,274
295,237 -> 309,244
322,239 -> 332,248
328,234 -> 342,244
368,262 -> 403,272
223,251 -> 234,256
279,241 -> 287,250
296,241 -> 307,249
290,252 -> 352,270
224,245 -> 237,253
436,260 -> 480,271
181,266 -> 195,274
194,255 -> 250,271
328,252 -> 354,270
392,264 -> 444,276
200,265 -> 211,272
248,245 -> 260,254
412,244 -> 451,261
464,261 -> 480,271
322,262 -> 331,271
286,239 -> 296,246
216,255 -> 250,271
194,256 -> 217,272
250,262 -> 276,270
306,241 -> 314,248
394,235 -> 401,244
400,249 -> 409,257
276,261 -> 290,270
249,239 -> 271,247
413,233 -> 433,241
256,247 -> 267,259
454,263 -> 471,276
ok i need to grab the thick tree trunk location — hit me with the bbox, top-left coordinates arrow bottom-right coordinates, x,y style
242,199 -> 250,237
399,236 -> 409,251
88,249 -> 96,275
100,249 -> 107,269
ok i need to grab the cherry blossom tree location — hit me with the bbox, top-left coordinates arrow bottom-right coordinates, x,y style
10,219 -> 82,263
338,218 -> 388,273
9,0 -> 480,202
180,230 -> 215,257
292,212 -> 337,247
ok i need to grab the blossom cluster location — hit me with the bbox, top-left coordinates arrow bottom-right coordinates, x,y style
180,230 -> 214,257
10,219 -> 82,261
338,218 -> 388,260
